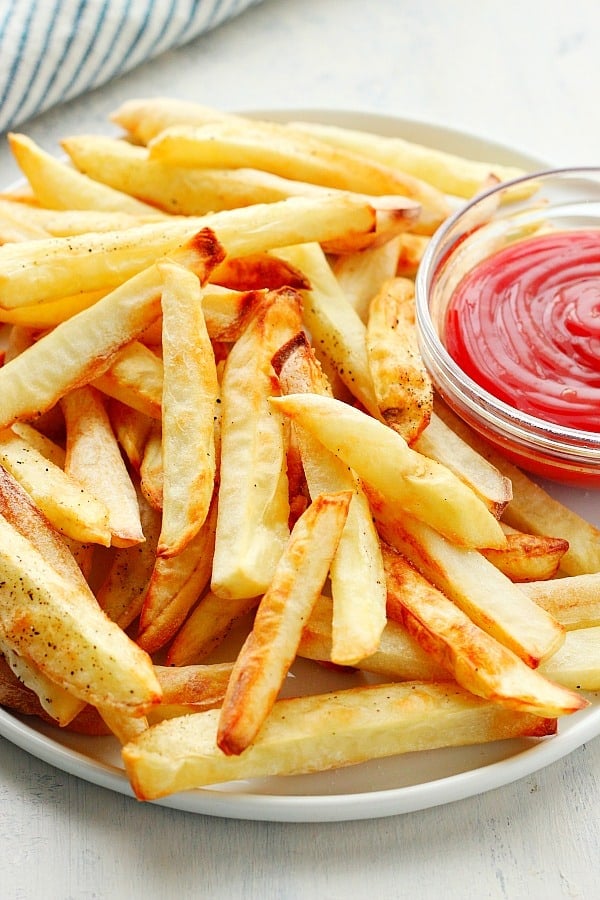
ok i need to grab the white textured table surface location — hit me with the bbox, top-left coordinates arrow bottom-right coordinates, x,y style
1,2 -> 600,898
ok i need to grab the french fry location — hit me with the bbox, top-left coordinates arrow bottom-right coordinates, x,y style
481,524 -> 569,582
523,574 -> 600,630
10,421 -> 66,468
148,662 -> 235,721
331,236 -> 402,320
0,290 -> 110,328
0,650 -> 85,726
298,593 -> 447,681
217,490 -> 352,756
107,399 -> 153,472
0,513 -> 161,713
0,465 -> 91,724
0,428 -> 111,545
395,232 -> 430,278
414,412 -> 512,519
366,276 -> 433,444
136,495 -> 217,654
0,230 -> 223,430
377,509 -> 565,668
434,399 -> 600,575
62,135 -> 298,215
157,262 -> 218,557
95,487 -> 161,630
211,289 -> 302,600
539,627 -> 600,691
211,252 -> 310,292
8,132 -> 161,214
273,332 -> 387,665
94,341 -> 164,420
272,392 -> 506,549
111,96 -> 233,143
200,287 -> 268,341
275,242 -> 380,416
139,422 -> 164,511
382,542 -> 586,717
166,592 -> 259,666
61,386 -> 144,548
286,118 -> 527,199
123,680 -> 556,799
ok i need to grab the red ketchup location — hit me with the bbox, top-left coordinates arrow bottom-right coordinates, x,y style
445,229 -> 600,434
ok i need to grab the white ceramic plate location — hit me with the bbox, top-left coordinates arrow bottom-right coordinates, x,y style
1,110 -> 599,823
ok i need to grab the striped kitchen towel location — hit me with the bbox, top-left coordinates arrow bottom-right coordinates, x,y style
0,0 -> 264,134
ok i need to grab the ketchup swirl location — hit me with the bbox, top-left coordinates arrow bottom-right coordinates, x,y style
445,229 -> 600,432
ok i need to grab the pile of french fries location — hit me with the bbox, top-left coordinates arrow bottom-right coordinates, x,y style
0,98 -> 599,802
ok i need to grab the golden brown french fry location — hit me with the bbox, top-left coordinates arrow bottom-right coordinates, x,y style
377,508 -> 565,668
434,400 -> 600,575
382,542 -> 586,717
366,276 -> 433,444
95,487 -> 161,630
10,421 -> 66,468
272,392 -> 506,550
414,412 -> 512,519
139,422 -> 163,511
200,287 -> 269,342
0,465 -> 93,724
136,494 -> 217,654
331,236 -> 402,320
106,399 -> 153,472
61,386 -> 144,548
210,252 -> 310,292
298,593 -> 447,681
166,592 -> 259,666
123,680 -> 556,799
148,663 -> 235,721
111,96 -> 231,143
211,289 -> 302,600
273,332 -> 387,665
0,513 -> 161,713
94,341 -> 164,420
523,574 -> 600,630
275,242 -> 380,416
481,524 -> 569,582
0,650 -> 85,726
217,490 -> 352,756
0,230 -> 223,430
0,221 -> 226,310
0,196 -> 164,237
0,290 -> 109,328
157,262 -> 218,557
287,118 -> 527,199
539,627 -> 600,690
8,132 -> 160,214
0,428 -> 111,545
395,233 -> 430,278
62,135 -> 296,215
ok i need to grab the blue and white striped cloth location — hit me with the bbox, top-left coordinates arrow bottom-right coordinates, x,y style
0,0 -> 263,134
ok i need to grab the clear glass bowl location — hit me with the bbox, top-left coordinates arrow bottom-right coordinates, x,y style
415,167 -> 600,487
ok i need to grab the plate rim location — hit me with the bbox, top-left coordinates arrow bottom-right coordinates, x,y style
2,107 -> 599,823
